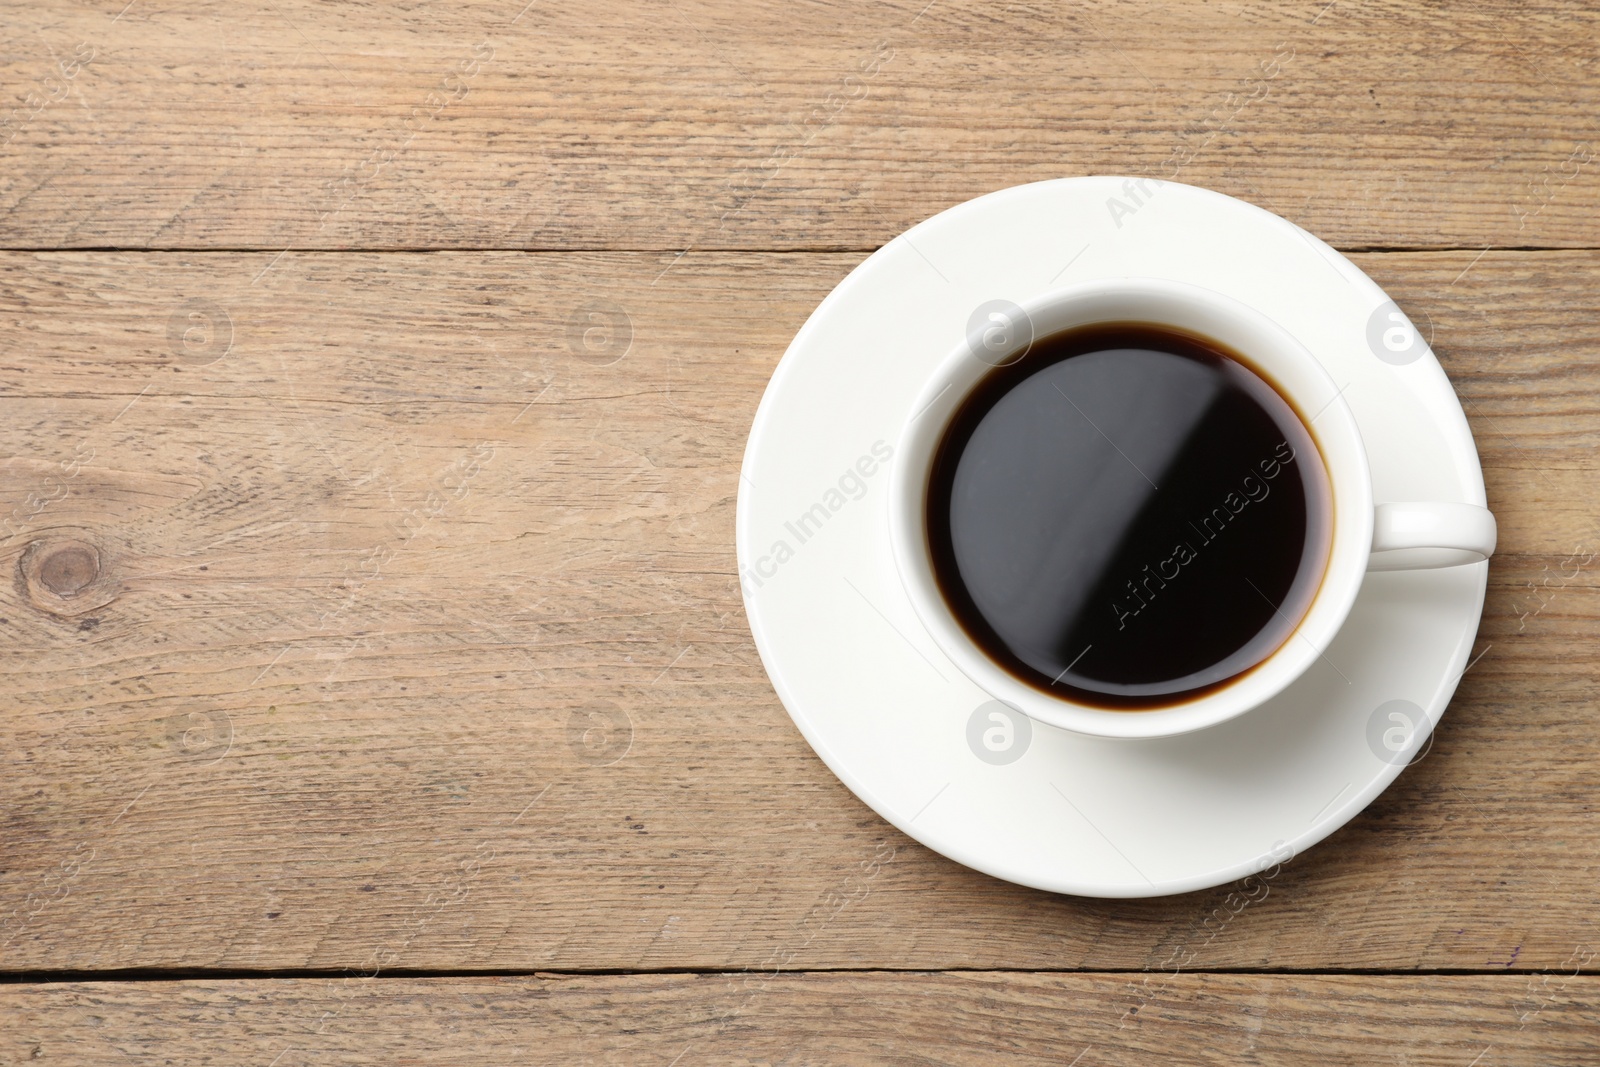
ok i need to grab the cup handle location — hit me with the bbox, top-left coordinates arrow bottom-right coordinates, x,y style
1368,502 -> 1497,571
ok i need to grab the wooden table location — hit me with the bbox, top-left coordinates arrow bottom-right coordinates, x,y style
3,1 -> 1598,1061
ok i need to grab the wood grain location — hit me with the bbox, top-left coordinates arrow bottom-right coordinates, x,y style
2,249 -> 1597,975
2,0 -> 1599,251
4,973 -> 1600,1065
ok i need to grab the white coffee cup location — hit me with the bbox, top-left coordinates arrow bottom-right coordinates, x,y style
888,279 -> 1496,740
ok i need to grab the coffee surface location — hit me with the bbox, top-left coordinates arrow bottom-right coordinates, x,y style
927,322 -> 1331,708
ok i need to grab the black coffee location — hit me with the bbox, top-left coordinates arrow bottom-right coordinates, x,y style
927,322 -> 1332,709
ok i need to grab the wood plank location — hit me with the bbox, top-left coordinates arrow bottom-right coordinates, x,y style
3,1 -> 1600,250
4,973 -> 1600,1064
2,250 -> 1598,975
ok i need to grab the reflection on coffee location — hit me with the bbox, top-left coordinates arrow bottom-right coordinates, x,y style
926,322 -> 1333,709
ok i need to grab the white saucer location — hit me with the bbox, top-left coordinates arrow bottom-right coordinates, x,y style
736,177 -> 1489,898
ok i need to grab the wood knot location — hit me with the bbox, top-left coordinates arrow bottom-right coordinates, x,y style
38,543 -> 98,596
17,533 -> 118,618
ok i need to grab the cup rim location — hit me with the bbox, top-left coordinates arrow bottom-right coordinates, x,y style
887,277 -> 1375,740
